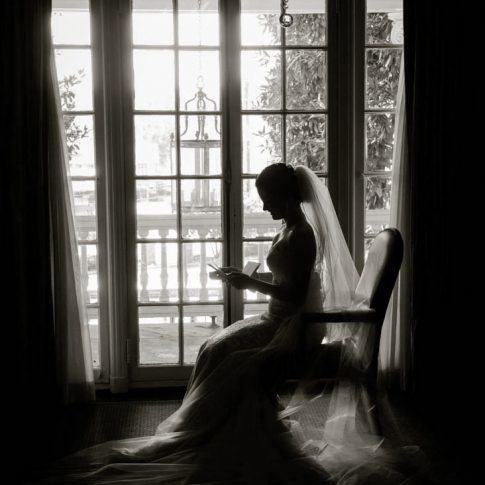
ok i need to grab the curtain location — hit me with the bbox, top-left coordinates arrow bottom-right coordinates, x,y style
48,50 -> 95,404
378,54 -> 413,391
403,1 -> 473,479
404,0 -> 467,408
4,0 -> 58,468
3,0 -> 94,415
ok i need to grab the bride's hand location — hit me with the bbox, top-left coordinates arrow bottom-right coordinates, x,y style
225,272 -> 253,290
219,266 -> 241,273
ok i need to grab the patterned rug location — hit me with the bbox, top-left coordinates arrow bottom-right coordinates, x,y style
42,391 -> 462,484
52,399 -> 182,459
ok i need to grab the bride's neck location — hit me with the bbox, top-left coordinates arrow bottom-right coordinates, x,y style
283,207 -> 306,228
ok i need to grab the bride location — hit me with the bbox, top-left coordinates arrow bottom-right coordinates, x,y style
34,163 -> 425,484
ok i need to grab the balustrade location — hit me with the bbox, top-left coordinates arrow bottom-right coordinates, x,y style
76,210 -> 390,305
75,208 -> 389,365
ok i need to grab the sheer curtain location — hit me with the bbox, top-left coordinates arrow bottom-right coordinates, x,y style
48,45 -> 95,403
378,54 -> 413,391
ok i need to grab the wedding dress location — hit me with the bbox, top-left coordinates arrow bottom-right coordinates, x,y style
30,167 -> 426,484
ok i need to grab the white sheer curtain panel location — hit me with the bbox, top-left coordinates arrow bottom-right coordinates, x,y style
48,49 -> 95,403
378,53 -> 413,391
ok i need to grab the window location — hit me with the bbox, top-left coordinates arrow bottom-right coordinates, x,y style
131,0 -> 224,374
240,0 -> 327,317
52,0 -> 403,387
362,0 -> 403,259
52,0 -> 103,373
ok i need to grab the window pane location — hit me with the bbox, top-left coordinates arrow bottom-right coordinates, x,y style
286,114 -> 327,172
286,50 -> 326,110
243,241 -> 271,301
137,243 -> 179,302
182,242 -> 223,302
242,115 -> 282,174
366,1 -> 403,45
243,241 -> 271,270
179,51 -> 220,111
243,178 -> 281,238
75,204 -> 97,242
87,307 -> 100,367
365,113 -> 395,172
241,0 -> 281,46
183,305 -> 223,364
52,1 -> 90,45
135,116 -> 176,175
134,50 -> 175,110
366,48 -> 402,109
181,146 -> 221,176
139,306 -> 179,365
365,175 -> 391,235
181,179 -> 222,239
285,2 -> 326,46
55,49 -> 93,111
133,0 -> 173,45
63,115 -> 95,176
76,223 -> 97,243
241,50 -> 281,110
72,180 -> 97,217
136,180 -> 177,240
178,0 -> 219,46
78,243 -> 98,304
180,115 -> 222,175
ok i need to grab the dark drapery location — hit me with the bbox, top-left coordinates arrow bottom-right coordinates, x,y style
405,2 -> 459,392
404,0 -> 476,477
2,0 -> 60,466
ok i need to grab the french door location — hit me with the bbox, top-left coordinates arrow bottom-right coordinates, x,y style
52,0 -> 403,388
120,0 -> 329,385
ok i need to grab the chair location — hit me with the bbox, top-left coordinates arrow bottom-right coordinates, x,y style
304,228 -> 403,379
275,228 -> 404,430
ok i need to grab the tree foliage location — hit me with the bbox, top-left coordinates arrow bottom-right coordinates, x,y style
58,68 -> 90,157
256,13 -> 402,211
365,14 -> 402,211
256,14 -> 327,172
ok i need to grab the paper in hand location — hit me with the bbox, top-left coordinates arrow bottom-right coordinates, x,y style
208,262 -> 260,280
207,263 -> 228,280
242,261 -> 261,277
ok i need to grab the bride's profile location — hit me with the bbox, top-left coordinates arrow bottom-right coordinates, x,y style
34,163 -> 425,484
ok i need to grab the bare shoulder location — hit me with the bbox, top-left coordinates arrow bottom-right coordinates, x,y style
287,221 -> 316,252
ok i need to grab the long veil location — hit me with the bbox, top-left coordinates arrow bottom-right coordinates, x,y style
296,165 -> 359,309
273,166 -> 426,482
295,166 -> 375,369
31,167 -> 426,484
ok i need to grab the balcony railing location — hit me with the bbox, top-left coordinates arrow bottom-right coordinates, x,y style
79,208 -> 389,365
76,212 -> 278,305
77,209 -> 390,305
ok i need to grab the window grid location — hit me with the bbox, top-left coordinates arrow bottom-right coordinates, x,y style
132,0 -> 225,366
241,10 -> 328,312
50,1 -> 400,384
52,2 -> 100,369
363,6 -> 403,258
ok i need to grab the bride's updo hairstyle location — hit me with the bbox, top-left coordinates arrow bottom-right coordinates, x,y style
255,162 -> 302,204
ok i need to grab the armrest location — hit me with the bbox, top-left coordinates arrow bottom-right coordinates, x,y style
302,308 -> 378,324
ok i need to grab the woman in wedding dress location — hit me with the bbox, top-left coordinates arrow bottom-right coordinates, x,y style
33,163 -> 425,484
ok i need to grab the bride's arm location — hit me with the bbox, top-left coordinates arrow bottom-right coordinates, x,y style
228,226 -> 316,306
254,272 -> 273,284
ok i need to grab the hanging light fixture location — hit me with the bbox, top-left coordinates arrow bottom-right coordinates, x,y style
279,0 -> 293,28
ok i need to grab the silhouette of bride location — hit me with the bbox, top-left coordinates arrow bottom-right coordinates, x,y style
35,163 -> 425,484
